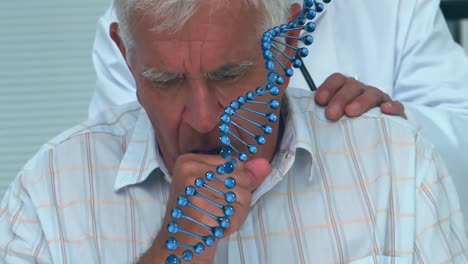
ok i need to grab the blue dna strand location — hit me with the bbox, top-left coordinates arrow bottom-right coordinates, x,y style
165,0 -> 331,263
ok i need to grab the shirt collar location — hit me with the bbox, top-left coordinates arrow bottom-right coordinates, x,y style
251,88 -> 318,203
281,88 -> 317,157
113,108 -> 167,192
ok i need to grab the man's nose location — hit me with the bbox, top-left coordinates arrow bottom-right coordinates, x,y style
182,79 -> 222,133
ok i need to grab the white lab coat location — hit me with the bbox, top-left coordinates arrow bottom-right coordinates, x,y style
89,0 -> 468,224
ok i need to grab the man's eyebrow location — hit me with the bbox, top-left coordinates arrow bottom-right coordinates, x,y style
205,61 -> 254,80
141,66 -> 181,83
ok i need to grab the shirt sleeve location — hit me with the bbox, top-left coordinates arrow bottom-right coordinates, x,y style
0,172 -> 52,264
413,135 -> 468,263
88,4 -> 136,119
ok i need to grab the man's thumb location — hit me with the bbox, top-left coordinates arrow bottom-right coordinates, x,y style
243,158 -> 271,191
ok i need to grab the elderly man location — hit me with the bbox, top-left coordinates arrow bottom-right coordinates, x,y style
90,0 -> 468,224
1,0 -> 467,263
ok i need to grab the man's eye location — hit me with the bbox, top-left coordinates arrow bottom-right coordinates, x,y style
221,75 -> 239,80
149,78 -> 182,88
211,74 -> 241,81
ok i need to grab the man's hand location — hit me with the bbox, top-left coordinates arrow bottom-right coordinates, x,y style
315,73 -> 406,120
139,154 -> 271,264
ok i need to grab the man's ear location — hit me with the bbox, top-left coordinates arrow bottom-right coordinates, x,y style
109,22 -> 128,61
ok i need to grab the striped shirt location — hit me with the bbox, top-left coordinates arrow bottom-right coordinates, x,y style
1,88 -> 466,263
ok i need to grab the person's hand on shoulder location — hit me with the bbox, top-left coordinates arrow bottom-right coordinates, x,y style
315,73 -> 406,120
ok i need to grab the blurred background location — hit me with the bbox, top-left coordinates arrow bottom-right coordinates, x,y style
0,1 -> 111,197
0,0 -> 468,198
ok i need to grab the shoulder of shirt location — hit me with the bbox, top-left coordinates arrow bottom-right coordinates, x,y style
22,101 -> 143,170
287,87 -> 441,184
286,87 -> 436,151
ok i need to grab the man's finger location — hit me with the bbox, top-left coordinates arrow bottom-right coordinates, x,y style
315,73 -> 347,105
325,79 -> 366,120
243,158 -> 271,191
380,101 -> 406,119
344,86 -> 391,117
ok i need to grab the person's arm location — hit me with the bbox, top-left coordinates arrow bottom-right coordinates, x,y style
413,136 -> 467,262
391,0 -> 468,220
313,0 -> 468,225
88,4 -> 136,119
0,171 -> 53,263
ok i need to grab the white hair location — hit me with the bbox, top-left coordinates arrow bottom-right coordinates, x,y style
113,0 -> 292,55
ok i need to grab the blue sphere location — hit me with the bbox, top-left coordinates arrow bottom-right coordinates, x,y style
230,100 -> 240,109
268,72 -> 278,83
263,50 -> 273,60
224,106 -> 234,116
223,205 -> 235,216
224,177 -> 236,189
239,152 -> 248,161
219,134 -> 230,145
267,113 -> 278,122
220,113 -> 231,123
165,237 -> 178,250
225,192 -> 237,203
218,217 -> 231,228
280,24 -> 288,33
177,195 -> 189,206
273,26 -> 281,34
265,60 -> 275,71
203,235 -> 216,246
297,16 -> 307,26
216,164 -> 225,175
306,9 -> 316,19
237,96 -> 246,105
167,221 -> 180,233
220,147 -> 232,159
292,58 -> 302,68
229,158 -> 237,167
316,2 -> 324,12
255,87 -> 265,96
223,161 -> 235,174
195,177 -> 205,188
304,0 -> 314,8
261,42 -> 271,51
263,125 -> 273,134
212,226 -> 224,238
305,22 -> 316,33
256,135 -> 266,145
165,254 -> 180,264
194,242 -> 205,254
299,48 -> 309,57
269,86 -> 280,96
205,170 -> 216,181
276,76 -> 285,85
219,123 -> 230,133
269,99 -> 280,109
185,185 -> 196,196
302,35 -> 313,45
171,207 -> 183,219
248,144 -> 258,154
182,250 -> 193,261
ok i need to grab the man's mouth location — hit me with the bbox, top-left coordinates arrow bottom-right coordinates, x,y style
191,147 -> 222,155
